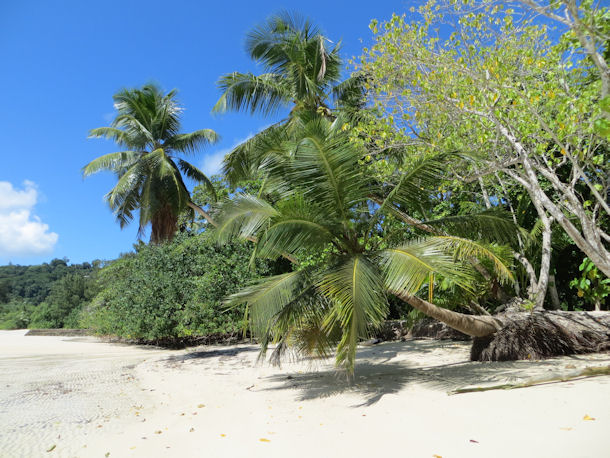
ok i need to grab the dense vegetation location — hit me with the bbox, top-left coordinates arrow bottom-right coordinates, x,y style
2,1 -> 608,371
0,259 -> 101,329
80,231 -> 275,341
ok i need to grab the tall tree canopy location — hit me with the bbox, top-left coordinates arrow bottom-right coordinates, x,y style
84,84 -> 219,243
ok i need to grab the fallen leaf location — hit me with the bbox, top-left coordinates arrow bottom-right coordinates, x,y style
154,430 -> 162,435
197,404 -> 205,408
189,428 -> 195,433
220,434 -> 226,437
46,445 -> 56,452
560,427 -> 573,431
583,414 -> 595,421
259,438 -> 270,443
432,455 -> 442,458
105,454 -> 110,458
129,447 -> 136,450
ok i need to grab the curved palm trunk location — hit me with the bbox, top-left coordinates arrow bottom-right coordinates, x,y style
188,201 -> 218,228
391,290 -> 502,337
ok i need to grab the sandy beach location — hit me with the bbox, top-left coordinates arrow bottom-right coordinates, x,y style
1,330 -> 609,458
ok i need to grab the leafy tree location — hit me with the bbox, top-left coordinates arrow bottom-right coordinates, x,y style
216,116 -> 513,371
358,0 -> 609,303
84,84 -> 219,243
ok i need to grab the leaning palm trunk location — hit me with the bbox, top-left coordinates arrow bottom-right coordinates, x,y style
391,290 -> 610,362
391,290 -> 502,337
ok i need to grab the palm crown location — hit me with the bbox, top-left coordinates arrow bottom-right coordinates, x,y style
213,12 -> 368,186
216,116 -> 515,371
84,84 -> 219,243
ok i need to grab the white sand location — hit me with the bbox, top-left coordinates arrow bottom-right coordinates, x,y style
1,330 -> 609,458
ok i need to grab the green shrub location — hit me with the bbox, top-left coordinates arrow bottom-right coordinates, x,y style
82,232 -> 271,340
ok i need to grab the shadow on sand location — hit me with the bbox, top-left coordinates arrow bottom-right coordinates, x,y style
259,341 -> 610,407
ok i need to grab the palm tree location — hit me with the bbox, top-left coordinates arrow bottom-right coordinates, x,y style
213,11 -> 367,186
84,84 -> 219,243
216,117 -> 515,371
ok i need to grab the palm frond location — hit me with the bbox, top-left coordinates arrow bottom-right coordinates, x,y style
319,255 -> 387,371
87,127 -> 130,146
213,72 -> 291,116
224,270 -> 304,336
423,209 -> 520,246
379,153 -> 455,214
424,236 -> 514,285
255,195 -> 336,258
380,239 -> 474,295
169,129 -> 220,154
177,159 -> 216,202
82,151 -> 141,176
215,194 -> 279,244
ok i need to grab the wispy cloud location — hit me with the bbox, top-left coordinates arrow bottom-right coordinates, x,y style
200,133 -> 256,177
0,181 -> 58,257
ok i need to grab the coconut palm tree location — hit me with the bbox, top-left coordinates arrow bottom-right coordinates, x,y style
216,117 -> 515,371
84,84 -> 219,243
213,11 -> 368,186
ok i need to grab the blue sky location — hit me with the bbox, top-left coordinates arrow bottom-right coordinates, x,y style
0,0 -> 411,265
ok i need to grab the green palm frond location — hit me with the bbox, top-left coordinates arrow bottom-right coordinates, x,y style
290,119 -> 369,220
213,72 -> 292,115
380,239 -> 474,295
319,256 -> 387,371
224,270 -> 305,336
87,127 -> 130,146
221,122 -> 291,186
255,195 -> 337,258
379,153 -> 455,213
423,209 -> 520,246
215,194 -> 279,244
177,159 -> 216,202
169,129 -> 220,154
82,151 -> 141,176
424,235 -> 514,285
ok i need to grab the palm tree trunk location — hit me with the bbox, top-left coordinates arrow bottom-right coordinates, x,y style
391,290 -> 502,337
187,201 -> 218,227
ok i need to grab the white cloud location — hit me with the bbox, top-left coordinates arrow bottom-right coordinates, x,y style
200,133 -> 257,177
0,181 -> 58,257
201,148 -> 228,177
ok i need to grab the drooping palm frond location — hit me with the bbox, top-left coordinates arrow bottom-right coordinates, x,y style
215,194 -> 279,244
379,153 -> 455,214
87,127 -> 131,146
82,151 -> 141,176
224,270 -> 305,336
424,235 -> 514,285
422,208 -> 520,246
169,129 -> 220,154
177,159 -> 216,202
213,73 -> 292,116
380,239 -> 474,296
255,195 -> 338,258
319,255 -> 388,371
221,122 -> 292,186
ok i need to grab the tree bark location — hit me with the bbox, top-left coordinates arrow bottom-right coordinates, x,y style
391,290 -> 502,337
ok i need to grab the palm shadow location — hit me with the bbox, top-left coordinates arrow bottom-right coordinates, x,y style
260,340 -> 610,407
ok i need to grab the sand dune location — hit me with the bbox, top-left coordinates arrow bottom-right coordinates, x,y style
1,330 -> 609,457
